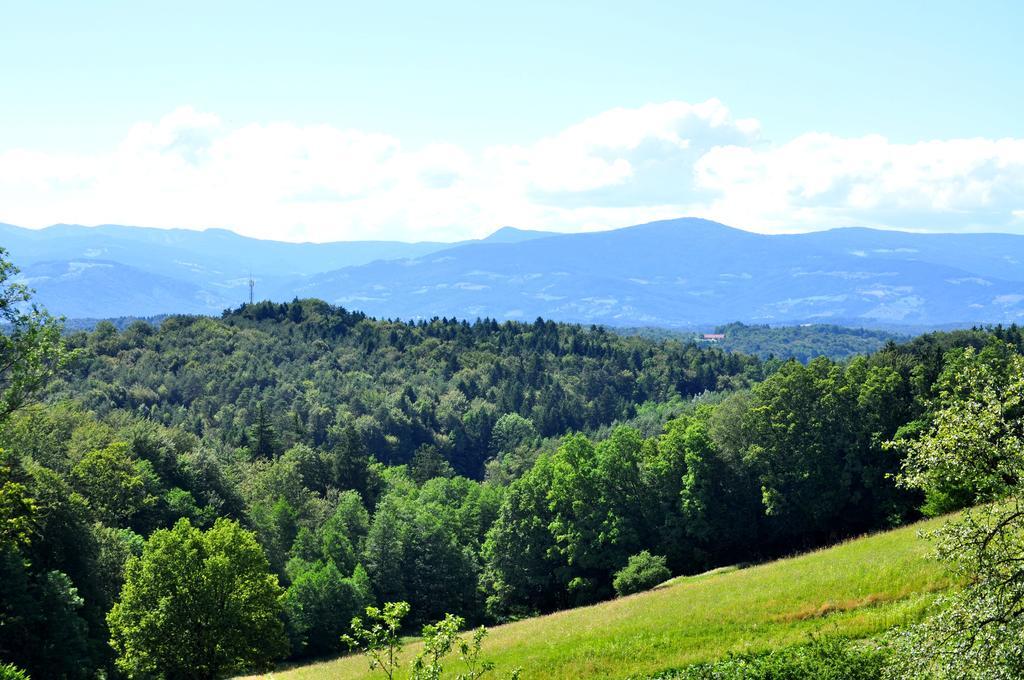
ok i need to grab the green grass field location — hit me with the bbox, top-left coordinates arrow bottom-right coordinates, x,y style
247,515 -> 953,680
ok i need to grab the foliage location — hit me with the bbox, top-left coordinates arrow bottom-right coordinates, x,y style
656,636 -> 886,679
71,442 -> 159,527
712,322 -> 904,363
618,323 -> 904,363
886,502 -> 1024,679
342,601 -> 411,680
107,518 -> 287,679
0,439 -> 98,678
282,560 -> 371,657
59,301 -> 764,478
363,477 -> 486,626
0,449 -> 35,551
0,248 -> 77,421
0,249 -> 99,678
886,342 -> 1024,679
411,613 -> 510,680
412,613 -> 462,680
483,351 -> 923,617
0,663 -> 29,680
895,342 -> 1024,513
614,551 -> 671,596
455,625 -> 500,680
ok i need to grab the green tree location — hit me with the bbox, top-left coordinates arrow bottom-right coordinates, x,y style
888,345 -> 1024,678
898,343 -> 1024,513
342,601 -> 411,680
107,518 -> 287,679
489,413 -> 538,457
673,410 -> 760,567
0,458 -> 96,679
0,450 -> 35,551
71,442 -> 158,527
319,490 -> 370,575
0,248 -> 75,421
331,421 -> 372,496
364,487 -> 480,625
744,359 -> 858,543
411,613 -> 462,680
0,663 -> 29,680
92,523 -> 144,612
249,403 -> 279,459
410,444 -> 456,485
481,454 -> 561,617
612,551 -> 671,597
282,560 -> 370,657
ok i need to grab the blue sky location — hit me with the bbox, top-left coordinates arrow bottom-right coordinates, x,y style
1,1 -> 1022,242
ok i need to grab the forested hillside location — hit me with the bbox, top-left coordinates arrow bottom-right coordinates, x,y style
6,251 -> 1024,677
619,322 -> 905,362
57,300 -> 763,478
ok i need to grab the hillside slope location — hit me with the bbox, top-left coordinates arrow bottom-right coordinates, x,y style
253,515 -> 952,680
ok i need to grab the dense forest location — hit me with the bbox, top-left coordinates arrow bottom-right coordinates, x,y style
620,322 -> 904,362
4,248 -> 1024,678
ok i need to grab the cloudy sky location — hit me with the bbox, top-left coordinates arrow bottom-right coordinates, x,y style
1,0 -> 1022,242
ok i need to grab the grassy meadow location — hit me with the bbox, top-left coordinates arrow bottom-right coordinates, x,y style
246,514 -> 953,680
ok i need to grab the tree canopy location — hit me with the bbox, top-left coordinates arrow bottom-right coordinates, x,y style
107,518 -> 287,679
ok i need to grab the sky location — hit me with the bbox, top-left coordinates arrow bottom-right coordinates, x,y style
1,0 -> 1022,242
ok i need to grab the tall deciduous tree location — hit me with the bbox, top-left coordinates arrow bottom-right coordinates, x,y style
107,518 -> 287,679
889,343 -> 1024,678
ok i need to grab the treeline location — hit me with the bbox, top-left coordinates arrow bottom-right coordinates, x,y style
618,322 -> 904,363
711,322 -> 905,362
6,273 -> 1024,677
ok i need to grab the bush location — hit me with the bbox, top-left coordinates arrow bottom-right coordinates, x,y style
0,663 -> 29,680
613,551 -> 671,596
649,636 -> 886,679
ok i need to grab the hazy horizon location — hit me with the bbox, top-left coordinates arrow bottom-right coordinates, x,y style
8,216 -> 1024,246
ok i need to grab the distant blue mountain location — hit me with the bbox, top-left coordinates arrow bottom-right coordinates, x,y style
294,218 -> 1024,327
0,222 -> 554,316
15,259 -> 230,318
3,218 -> 1024,326
479,226 -> 556,244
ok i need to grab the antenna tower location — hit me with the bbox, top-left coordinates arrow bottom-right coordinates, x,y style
248,272 -> 254,305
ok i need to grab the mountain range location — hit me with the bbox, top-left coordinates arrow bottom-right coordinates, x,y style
4,218 -> 1024,328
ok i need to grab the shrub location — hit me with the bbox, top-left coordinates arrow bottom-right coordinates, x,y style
649,636 -> 886,679
0,663 -> 29,680
613,551 -> 671,597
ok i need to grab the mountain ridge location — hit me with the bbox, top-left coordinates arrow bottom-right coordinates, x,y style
4,217 -> 1024,326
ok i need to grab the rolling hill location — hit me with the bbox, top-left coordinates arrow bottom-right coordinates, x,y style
0,222 -> 554,317
5,218 -> 1024,326
245,514 -> 952,680
295,218 -> 1024,327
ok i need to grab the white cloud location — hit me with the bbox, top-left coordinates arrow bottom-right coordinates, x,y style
693,133 -> 1024,232
2,102 -> 1024,241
